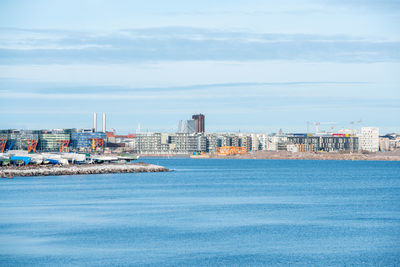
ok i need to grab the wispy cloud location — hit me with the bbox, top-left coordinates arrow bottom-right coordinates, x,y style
0,80 -> 368,95
1,27 -> 399,64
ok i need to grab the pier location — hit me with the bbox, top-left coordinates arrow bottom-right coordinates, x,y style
0,163 -> 169,178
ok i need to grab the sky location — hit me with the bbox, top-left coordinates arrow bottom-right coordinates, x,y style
0,0 -> 399,134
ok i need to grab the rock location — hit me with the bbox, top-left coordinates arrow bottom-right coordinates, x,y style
0,163 -> 169,178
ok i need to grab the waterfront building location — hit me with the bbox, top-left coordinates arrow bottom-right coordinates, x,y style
359,127 -> 379,152
219,135 -> 232,147
231,135 -> 239,147
238,135 -> 252,152
287,135 -> 320,152
250,134 -> 262,151
169,133 -> 206,154
38,132 -> 70,152
134,133 -> 163,154
70,132 -> 107,151
106,132 -> 136,150
0,130 -> 39,151
287,134 -> 358,152
260,135 -> 282,151
206,133 -> 218,153
379,137 -> 390,152
320,136 -> 358,152
130,132 -> 206,154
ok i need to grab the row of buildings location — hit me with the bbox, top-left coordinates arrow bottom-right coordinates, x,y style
1,127 -> 398,154
1,113 -> 397,154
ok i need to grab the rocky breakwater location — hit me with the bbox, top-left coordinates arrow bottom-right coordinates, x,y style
0,162 -> 170,178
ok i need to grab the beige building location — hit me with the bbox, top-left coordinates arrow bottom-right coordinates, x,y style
379,137 -> 390,151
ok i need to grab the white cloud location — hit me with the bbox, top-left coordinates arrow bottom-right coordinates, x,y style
1,61 -> 399,87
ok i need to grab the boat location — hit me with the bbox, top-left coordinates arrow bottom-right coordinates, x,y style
45,159 -> 59,165
91,155 -> 119,164
30,154 -> 44,165
117,153 -> 140,161
0,158 -> 11,166
61,153 -> 86,162
10,156 -> 31,165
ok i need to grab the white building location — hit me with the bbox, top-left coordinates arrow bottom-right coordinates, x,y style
258,135 -> 282,151
250,133 -> 265,151
359,127 -> 379,152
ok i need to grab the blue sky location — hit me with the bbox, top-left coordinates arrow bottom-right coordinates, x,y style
0,0 -> 399,133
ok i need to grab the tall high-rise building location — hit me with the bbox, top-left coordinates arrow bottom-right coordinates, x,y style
359,127 -> 379,152
192,114 -> 205,133
184,120 -> 196,134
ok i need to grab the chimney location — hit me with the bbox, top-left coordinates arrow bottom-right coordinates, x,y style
102,113 -> 106,133
93,112 -> 97,132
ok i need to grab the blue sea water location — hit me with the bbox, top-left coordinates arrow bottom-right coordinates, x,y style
0,159 -> 399,266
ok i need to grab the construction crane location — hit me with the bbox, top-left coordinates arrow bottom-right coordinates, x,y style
92,138 -> 104,150
58,140 -> 70,152
6,140 -> 14,152
178,120 -> 182,133
26,140 -> 38,153
356,120 -> 362,133
0,139 -> 7,153
313,122 -> 337,134
349,120 -> 362,135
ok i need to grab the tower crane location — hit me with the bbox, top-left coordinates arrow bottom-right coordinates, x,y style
308,122 -> 337,134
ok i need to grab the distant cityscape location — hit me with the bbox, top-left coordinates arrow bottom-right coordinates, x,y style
0,113 -> 399,155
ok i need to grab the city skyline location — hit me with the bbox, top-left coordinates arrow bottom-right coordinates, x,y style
0,112 -> 393,136
0,1 -> 399,133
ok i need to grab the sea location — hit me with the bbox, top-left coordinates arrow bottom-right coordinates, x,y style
0,158 -> 399,266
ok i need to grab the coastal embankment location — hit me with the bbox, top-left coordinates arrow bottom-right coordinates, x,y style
212,151 -> 400,161
140,150 -> 400,161
0,163 -> 169,178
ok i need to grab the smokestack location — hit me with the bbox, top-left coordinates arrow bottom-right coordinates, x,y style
93,112 -> 97,132
102,113 -> 106,133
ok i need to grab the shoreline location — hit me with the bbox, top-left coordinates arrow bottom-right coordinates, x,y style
140,151 -> 400,161
0,163 -> 170,178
